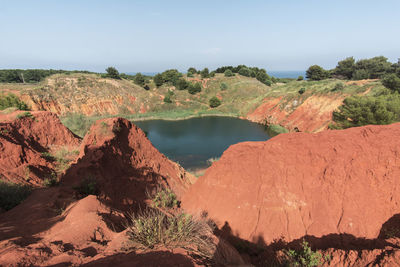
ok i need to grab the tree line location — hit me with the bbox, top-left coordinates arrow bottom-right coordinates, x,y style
0,69 -> 95,83
306,56 -> 400,81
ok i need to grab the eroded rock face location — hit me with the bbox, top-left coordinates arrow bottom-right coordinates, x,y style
246,95 -> 345,132
61,117 -> 195,210
182,123 -> 400,245
0,111 -> 81,185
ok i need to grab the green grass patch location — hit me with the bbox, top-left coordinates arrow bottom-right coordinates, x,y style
266,124 -> 289,137
16,111 -> 33,119
126,208 -> 214,258
148,186 -> 179,209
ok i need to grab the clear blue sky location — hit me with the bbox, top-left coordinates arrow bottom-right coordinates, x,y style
0,0 -> 399,73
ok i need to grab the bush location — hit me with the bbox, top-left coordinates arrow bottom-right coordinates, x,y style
16,111 -> 33,119
332,94 -> 400,129
266,124 -> 289,137
126,208 -> 215,257
61,113 -> 96,137
382,74 -> 400,93
306,65 -> 329,81
188,83 -> 202,94
0,181 -> 32,211
332,82 -> 345,91
238,67 -> 251,77
0,94 -> 29,111
176,78 -> 189,90
134,73 -> 145,86
220,82 -> 228,90
284,239 -> 325,267
187,67 -> 197,75
298,88 -> 306,95
74,177 -> 99,197
297,75 -> 304,81
150,186 -> 179,208
153,73 -> 164,87
224,69 -> 234,77
209,97 -> 221,108
164,90 -> 174,103
200,68 -> 210,79
105,67 -> 121,79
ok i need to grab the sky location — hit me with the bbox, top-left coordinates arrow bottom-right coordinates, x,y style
0,0 -> 399,73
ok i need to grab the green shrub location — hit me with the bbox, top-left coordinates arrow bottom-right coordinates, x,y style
382,74 -> 400,92
43,176 -> 58,187
188,83 -> 202,94
105,67 -> 121,79
200,68 -> 210,79
306,65 -> 329,81
153,73 -> 164,87
0,180 -> 32,211
0,94 -> 29,111
220,82 -> 228,90
332,82 -> 345,91
74,177 -> 98,197
209,97 -> 221,108
224,69 -> 234,77
297,76 -> 304,81
16,111 -> 33,119
332,94 -> 400,129
134,73 -> 145,86
266,124 -> 289,137
238,67 -> 251,77
126,208 -> 214,257
298,88 -> 306,95
284,240 -> 326,267
150,186 -> 179,208
61,113 -> 96,137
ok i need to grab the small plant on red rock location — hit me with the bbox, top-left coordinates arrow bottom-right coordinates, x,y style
284,239 -> 328,267
16,111 -> 33,119
74,177 -> 99,197
126,208 -> 215,258
149,186 -> 179,209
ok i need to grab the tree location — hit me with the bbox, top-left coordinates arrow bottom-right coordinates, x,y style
354,56 -> 392,79
105,67 -> 121,79
200,68 -> 210,79
334,57 -> 355,79
153,73 -> 164,87
188,82 -> 202,94
224,69 -> 234,77
209,97 -> 221,108
306,65 -> 329,81
238,67 -> 251,77
187,67 -> 197,75
256,71 -> 271,85
176,78 -> 189,90
297,76 -> 304,81
134,73 -> 145,86
382,74 -> 400,93
332,95 -> 400,129
210,71 -> 216,78
161,69 -> 181,85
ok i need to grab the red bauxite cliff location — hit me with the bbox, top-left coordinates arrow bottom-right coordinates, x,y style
182,123 -> 400,264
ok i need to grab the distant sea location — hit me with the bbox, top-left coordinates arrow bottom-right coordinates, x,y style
127,70 -> 305,79
268,71 -> 306,79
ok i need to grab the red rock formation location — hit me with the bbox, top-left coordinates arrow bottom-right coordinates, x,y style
182,123 -> 400,245
0,111 -> 80,185
61,117 -> 195,211
246,95 -> 345,132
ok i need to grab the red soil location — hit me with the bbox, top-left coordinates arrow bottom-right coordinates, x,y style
182,123 -> 400,265
0,111 -> 80,185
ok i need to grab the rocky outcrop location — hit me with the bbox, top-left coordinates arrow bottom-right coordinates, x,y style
61,117 -> 195,211
182,123 -> 400,261
246,95 -> 345,132
0,111 -> 81,185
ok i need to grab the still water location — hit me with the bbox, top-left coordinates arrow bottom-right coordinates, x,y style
134,116 -> 270,170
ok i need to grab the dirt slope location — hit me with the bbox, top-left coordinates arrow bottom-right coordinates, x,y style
61,117 -> 195,211
0,111 -> 80,185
